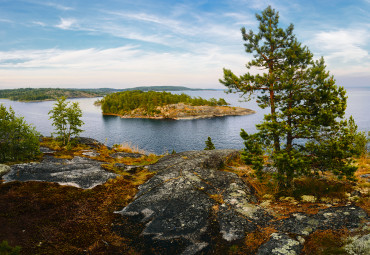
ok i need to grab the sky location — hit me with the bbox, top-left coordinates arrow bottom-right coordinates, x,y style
0,0 -> 369,89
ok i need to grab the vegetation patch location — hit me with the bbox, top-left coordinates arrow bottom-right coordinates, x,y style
0,139 -> 157,254
301,229 -> 349,255
224,153 -> 369,218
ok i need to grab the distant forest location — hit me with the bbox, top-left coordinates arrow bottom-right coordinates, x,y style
0,88 -> 103,101
100,91 -> 229,115
0,86 -> 212,101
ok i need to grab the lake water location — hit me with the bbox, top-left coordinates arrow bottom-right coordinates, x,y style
1,87 -> 369,155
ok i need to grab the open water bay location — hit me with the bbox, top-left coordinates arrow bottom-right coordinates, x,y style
1,87 -> 369,155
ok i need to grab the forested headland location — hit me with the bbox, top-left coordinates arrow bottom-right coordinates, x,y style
98,90 -> 253,119
0,88 -> 103,101
0,86 -> 212,102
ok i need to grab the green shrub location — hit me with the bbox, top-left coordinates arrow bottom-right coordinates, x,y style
204,137 -> 215,150
0,240 -> 21,255
0,104 -> 40,163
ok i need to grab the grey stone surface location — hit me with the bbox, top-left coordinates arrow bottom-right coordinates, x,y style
257,233 -> 302,255
39,146 -> 55,154
3,155 -> 117,189
276,206 -> 368,236
110,152 -> 144,159
0,164 -> 11,177
114,163 -> 143,172
74,137 -> 104,148
114,149 -> 369,254
115,149 -> 266,254
81,150 -> 100,157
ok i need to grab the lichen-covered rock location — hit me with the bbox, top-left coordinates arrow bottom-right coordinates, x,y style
81,150 -> 100,157
110,152 -> 144,159
2,156 -> 117,189
115,149 -> 267,254
344,233 -> 370,255
276,206 -> 368,236
257,233 -> 302,255
114,163 -> 143,173
39,146 -> 55,154
0,164 -> 11,177
113,150 -> 370,254
74,137 -> 104,148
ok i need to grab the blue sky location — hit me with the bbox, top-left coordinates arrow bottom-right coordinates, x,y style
0,0 -> 369,89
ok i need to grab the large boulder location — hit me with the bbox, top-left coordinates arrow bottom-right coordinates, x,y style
114,150 -> 270,254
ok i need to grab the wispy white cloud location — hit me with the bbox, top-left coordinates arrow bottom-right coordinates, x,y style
311,29 -> 369,62
55,18 -> 77,30
46,2 -> 74,11
224,12 -> 256,26
307,28 -> 370,77
0,46 -> 248,88
0,18 -> 13,23
31,1 -> 74,11
32,21 -> 46,27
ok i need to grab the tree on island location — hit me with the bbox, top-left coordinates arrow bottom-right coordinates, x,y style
49,97 -> 84,146
220,6 -> 365,190
0,104 -> 40,163
204,137 -> 215,150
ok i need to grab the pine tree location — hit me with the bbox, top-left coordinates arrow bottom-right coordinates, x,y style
204,137 -> 215,150
220,6 -> 363,189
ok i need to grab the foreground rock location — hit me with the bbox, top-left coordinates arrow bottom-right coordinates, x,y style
3,156 -> 117,189
114,150 -> 369,255
115,150 -> 270,254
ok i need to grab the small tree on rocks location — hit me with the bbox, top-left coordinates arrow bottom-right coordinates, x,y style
49,97 -> 84,146
204,137 -> 215,150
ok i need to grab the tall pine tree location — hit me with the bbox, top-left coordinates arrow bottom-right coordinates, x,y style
220,6 -> 362,189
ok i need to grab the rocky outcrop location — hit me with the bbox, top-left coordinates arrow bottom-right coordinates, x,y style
114,150 -> 270,254
74,137 -> 105,148
2,155 -> 117,189
110,152 -> 144,159
114,150 -> 369,255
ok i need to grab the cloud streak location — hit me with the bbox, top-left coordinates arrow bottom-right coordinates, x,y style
0,46 -> 249,88
55,18 -> 78,30
0,0 -> 369,88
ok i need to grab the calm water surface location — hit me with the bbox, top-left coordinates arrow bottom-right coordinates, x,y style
1,88 -> 369,154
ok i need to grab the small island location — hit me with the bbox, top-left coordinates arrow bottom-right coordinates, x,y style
98,90 -> 255,119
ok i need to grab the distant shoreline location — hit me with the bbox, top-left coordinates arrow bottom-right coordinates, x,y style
0,86 -> 222,102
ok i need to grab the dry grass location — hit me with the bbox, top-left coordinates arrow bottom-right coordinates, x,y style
353,156 -> 370,214
223,154 -> 369,219
113,142 -> 147,154
229,227 -> 277,255
301,229 -> 349,255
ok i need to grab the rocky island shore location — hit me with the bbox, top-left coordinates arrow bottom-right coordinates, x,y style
99,90 -> 256,120
0,137 -> 369,254
105,103 -> 256,120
